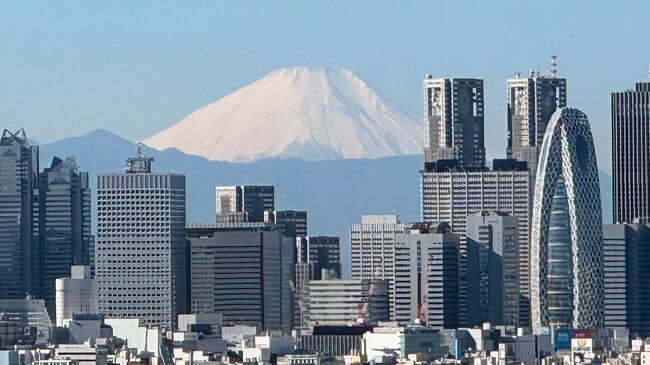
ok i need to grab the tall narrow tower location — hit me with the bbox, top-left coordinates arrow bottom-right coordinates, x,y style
0,129 -> 39,299
507,64 -> 566,177
423,76 -> 485,168
612,77 -> 650,224
530,108 -> 604,331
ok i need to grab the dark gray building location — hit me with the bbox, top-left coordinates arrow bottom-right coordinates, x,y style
420,222 -> 459,329
612,80 -> 650,224
466,211 -> 519,327
187,225 -> 294,332
423,76 -> 485,168
265,210 -> 307,237
0,129 -> 39,300
506,71 -> 566,179
215,185 -> 274,223
36,156 -> 92,317
95,150 -> 187,329
603,221 -> 650,337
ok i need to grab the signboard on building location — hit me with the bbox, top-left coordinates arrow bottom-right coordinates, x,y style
571,338 -> 593,353
554,329 -> 571,350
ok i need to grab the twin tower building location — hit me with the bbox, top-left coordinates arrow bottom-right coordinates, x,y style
421,69 -> 603,332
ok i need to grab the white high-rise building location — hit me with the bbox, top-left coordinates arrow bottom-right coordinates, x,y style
96,150 -> 187,329
55,265 -> 97,327
394,222 -> 459,327
350,214 -> 404,320
530,108 -> 604,331
420,159 -> 530,326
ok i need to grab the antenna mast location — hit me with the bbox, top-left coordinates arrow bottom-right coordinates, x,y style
551,55 -> 558,78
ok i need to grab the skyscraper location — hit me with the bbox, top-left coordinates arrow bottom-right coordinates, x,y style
350,214 -> 404,320
419,222 -> 459,329
603,221 -> 650,337
215,185 -> 274,223
265,210 -> 308,237
187,225 -> 294,332
507,70 -> 567,178
423,76 -> 485,168
466,211 -> 520,326
37,156 -> 92,316
530,108 -> 603,331
96,149 -> 187,329
612,79 -> 650,224
394,222 -> 459,326
420,159 -> 530,325
0,129 -> 39,299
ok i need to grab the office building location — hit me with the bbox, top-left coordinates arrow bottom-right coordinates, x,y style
530,108 -> 604,331
187,226 -> 294,332
55,265 -> 97,327
296,236 -> 340,279
265,210 -> 308,237
603,221 -> 650,337
423,76 -> 485,168
393,222 -> 459,325
466,211 -> 520,326
307,279 -> 389,326
215,185 -> 274,222
37,156 -> 92,316
612,79 -> 650,224
294,236 -> 340,328
0,299 -> 51,346
419,223 -> 460,329
95,149 -> 187,329
0,129 -> 39,299
420,159 -> 530,326
506,69 -> 567,178
350,214 -> 404,319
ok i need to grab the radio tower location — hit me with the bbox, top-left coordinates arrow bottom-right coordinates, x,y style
551,55 -> 558,78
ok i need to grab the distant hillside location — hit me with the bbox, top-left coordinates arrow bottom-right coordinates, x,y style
39,129 -> 613,277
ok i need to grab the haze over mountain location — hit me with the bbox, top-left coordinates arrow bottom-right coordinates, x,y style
37,129 -> 613,276
143,66 -> 422,162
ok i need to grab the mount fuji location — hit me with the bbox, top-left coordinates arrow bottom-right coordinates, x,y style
143,66 -> 421,162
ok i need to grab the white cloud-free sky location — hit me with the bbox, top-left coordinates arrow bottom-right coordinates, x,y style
1,1 -> 649,172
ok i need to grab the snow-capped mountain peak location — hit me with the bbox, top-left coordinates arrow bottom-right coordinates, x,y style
143,66 -> 422,162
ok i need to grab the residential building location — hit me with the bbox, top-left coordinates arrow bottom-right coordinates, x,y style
423,76 -> 485,168
612,79 -> 650,224
0,129 -> 39,299
350,214 -> 404,320
506,69 -> 567,179
215,185 -> 274,222
55,265 -> 97,327
419,223 -> 460,329
187,226 -> 294,332
95,149 -> 187,329
420,159 -> 530,326
466,211 -> 520,326
307,279 -> 389,326
603,221 -> 650,337
37,156 -> 92,317
530,108 -> 604,331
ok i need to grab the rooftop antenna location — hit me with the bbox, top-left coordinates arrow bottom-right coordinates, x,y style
551,55 -> 558,78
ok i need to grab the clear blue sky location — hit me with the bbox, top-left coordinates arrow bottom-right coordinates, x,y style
1,1 -> 649,172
